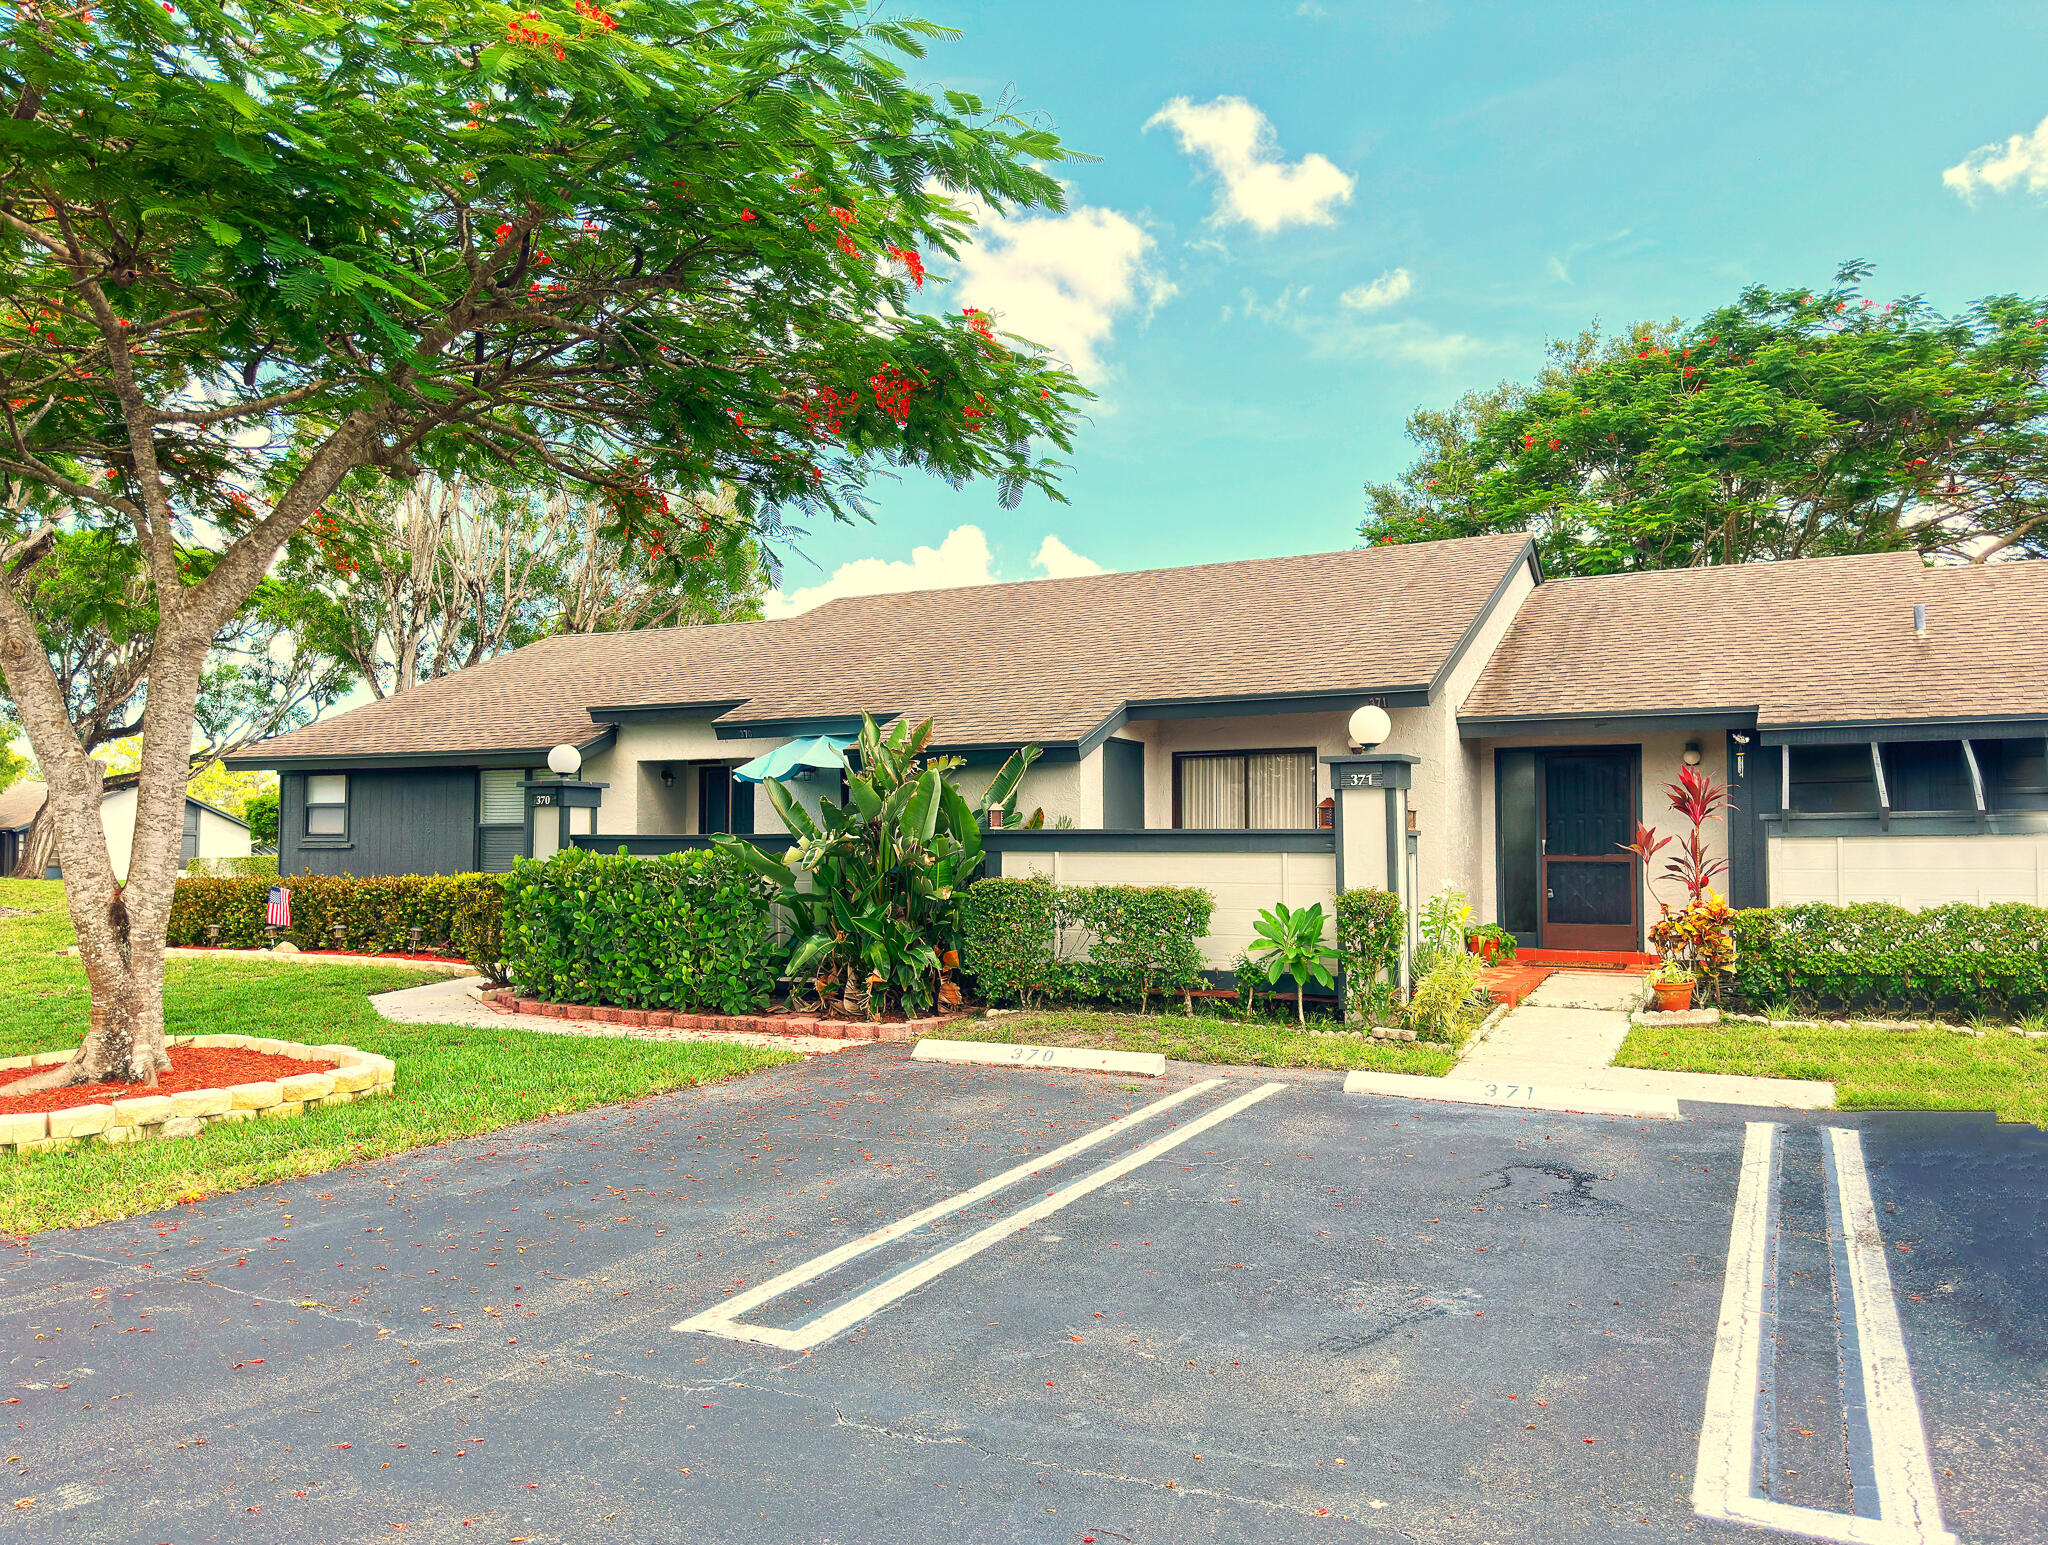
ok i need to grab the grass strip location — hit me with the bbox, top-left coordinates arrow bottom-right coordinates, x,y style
0,880 -> 796,1233
1615,1015 -> 2047,1127
944,1007 -> 1459,1075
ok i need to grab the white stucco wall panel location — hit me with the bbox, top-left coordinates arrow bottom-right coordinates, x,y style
196,806 -> 253,862
1005,847 -> 1337,967
1768,832 -> 2048,907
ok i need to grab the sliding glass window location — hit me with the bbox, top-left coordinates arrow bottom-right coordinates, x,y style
1173,749 -> 1316,829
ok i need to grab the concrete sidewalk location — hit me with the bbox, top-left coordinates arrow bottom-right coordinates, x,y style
369,974 -> 856,1057
1457,970 -> 1835,1111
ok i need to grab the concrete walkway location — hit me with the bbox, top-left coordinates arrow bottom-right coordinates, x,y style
1460,970 -> 1835,1110
368,974 -> 856,1058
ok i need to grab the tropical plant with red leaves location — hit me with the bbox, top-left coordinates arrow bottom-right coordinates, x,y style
1624,764 -> 1739,993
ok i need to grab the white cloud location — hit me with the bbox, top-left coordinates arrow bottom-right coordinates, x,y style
1146,96 -> 1355,234
1031,534 -> 1105,579
1228,285 -> 1484,368
1943,113 -> 2048,198
763,525 -> 1108,618
947,193 -> 1173,384
1339,267 -> 1413,311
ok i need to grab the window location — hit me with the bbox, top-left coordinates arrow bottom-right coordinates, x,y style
479,768 -> 530,825
304,774 -> 348,839
1174,749 -> 1316,829
1880,741 -> 1972,813
1785,745 -> 1879,815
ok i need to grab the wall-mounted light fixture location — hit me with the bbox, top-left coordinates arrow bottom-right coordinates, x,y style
660,767 -> 675,789
1682,741 -> 1703,767
1730,731 -> 1751,778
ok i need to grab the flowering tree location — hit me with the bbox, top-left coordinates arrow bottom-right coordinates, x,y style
1362,263 -> 2048,572
0,0 -> 1083,1088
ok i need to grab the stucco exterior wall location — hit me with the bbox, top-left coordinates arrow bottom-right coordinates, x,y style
951,756 -> 1087,828
196,805 -> 253,862
1769,831 -> 2048,906
582,717 -> 787,837
1004,845 -> 1338,968
99,785 -> 139,880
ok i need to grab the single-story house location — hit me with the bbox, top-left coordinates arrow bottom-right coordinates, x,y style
229,535 -> 2048,968
2,775 -> 254,880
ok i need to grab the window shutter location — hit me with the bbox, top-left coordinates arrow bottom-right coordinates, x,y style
480,769 -> 528,825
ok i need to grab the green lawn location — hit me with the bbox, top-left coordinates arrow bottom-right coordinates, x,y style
946,1006 -> 1459,1075
1615,1015 -> 2048,1127
0,878 -> 797,1234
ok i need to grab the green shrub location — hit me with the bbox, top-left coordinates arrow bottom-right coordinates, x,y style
957,876 -> 1059,1007
503,845 -> 777,1014
182,854 -> 278,879
1408,950 -> 1485,1043
1336,887 -> 1403,1017
1727,901 -> 2048,1018
959,877 -> 1212,1010
168,872 -> 507,971
1060,884 -> 1213,1011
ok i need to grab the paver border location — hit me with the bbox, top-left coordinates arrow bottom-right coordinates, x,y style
475,987 -> 962,1043
0,1036 -> 396,1155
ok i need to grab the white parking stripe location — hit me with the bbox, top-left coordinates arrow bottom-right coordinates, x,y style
675,1076 -> 1222,1335
1693,1122 -> 1958,1545
679,1079 -> 1285,1351
1825,1127 -> 1955,1543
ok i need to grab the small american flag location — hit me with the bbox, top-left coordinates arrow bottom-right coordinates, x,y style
265,886 -> 292,928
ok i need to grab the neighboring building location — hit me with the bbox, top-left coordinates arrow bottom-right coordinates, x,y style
2,777 -> 254,881
228,536 -> 2048,966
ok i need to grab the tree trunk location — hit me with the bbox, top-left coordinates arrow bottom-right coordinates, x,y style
11,797 -> 57,880
1296,983 -> 1306,1024
0,622 -> 209,1092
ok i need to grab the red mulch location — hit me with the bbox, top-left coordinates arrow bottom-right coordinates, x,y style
0,1048 -> 336,1115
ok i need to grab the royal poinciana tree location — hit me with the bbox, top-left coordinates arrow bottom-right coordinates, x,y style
1361,264 -> 2048,574
0,0 -> 1083,1089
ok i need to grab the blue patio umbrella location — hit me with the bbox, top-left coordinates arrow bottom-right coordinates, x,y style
732,734 -> 851,784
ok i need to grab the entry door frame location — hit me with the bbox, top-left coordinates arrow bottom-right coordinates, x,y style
1497,744 -> 1644,952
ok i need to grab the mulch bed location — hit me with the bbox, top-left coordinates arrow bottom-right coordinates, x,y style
0,1048 -> 336,1115
173,945 -> 476,966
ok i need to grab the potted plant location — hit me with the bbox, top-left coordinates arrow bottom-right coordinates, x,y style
1466,924 -> 1516,964
1649,959 -> 1697,1013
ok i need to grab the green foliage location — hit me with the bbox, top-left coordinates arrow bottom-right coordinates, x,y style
182,854 -> 278,879
725,716 -> 1038,1016
1336,887 -> 1404,1017
955,876 -> 1058,1008
1249,901 -> 1338,1024
1059,884 -> 1214,1012
502,846 -> 776,1014
1362,263 -> 2048,571
1,0 -> 1087,553
167,872 -> 507,970
1408,950 -> 1486,1044
1413,886 -> 1474,979
1468,923 -> 1518,960
242,788 -> 280,848
957,876 -> 1213,1011
1727,902 -> 2048,1018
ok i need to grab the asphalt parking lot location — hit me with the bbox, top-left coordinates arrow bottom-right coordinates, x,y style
3,1047 -> 2042,1544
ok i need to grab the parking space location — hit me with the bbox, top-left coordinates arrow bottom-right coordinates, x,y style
2,1047 -> 2041,1544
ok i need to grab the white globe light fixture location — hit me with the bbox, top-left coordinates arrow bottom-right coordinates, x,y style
547,743 -> 583,777
1347,704 -> 1392,749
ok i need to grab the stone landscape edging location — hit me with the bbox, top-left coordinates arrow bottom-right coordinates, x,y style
0,1036 -> 396,1155
477,987 -> 962,1043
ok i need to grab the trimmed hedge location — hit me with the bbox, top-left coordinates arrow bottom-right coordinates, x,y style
168,872 -> 506,970
959,877 -> 1213,1009
503,846 -> 778,1014
1728,902 -> 2048,1018
1336,887 -> 1403,1016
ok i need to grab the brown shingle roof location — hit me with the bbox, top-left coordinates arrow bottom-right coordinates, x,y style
234,534 -> 1535,762
0,779 -> 45,832
1459,552 -> 2048,728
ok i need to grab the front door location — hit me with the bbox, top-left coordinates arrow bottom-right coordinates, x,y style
1540,751 -> 1639,951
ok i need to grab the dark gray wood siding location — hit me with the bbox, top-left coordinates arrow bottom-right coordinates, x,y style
1102,737 -> 1146,829
281,768 -> 479,877
1725,732 -> 1769,910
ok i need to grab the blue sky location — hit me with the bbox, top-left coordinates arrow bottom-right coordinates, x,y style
765,0 -> 2048,607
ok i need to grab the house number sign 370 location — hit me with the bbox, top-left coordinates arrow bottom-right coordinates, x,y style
532,793 -> 555,807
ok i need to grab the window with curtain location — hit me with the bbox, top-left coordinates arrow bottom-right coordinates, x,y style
1174,749 -> 1316,829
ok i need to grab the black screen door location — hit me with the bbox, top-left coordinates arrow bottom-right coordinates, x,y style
1539,751 -> 1639,951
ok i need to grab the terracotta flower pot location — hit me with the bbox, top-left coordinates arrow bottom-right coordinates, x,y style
1651,979 -> 1695,1013
1469,935 -> 1499,964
